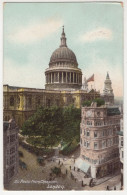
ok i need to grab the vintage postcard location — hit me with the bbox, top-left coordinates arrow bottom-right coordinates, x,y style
3,1 -> 124,191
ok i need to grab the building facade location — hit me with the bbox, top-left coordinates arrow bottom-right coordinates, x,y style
80,102 -> 121,178
117,118 -> 123,187
3,119 -> 19,186
3,27 -> 100,127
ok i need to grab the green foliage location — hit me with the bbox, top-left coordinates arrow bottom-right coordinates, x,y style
61,139 -> 79,155
21,105 -> 81,148
82,98 -> 105,107
82,100 -> 91,107
94,98 -> 105,107
51,167 -> 61,175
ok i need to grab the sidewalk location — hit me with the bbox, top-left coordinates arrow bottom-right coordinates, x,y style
93,171 -> 120,186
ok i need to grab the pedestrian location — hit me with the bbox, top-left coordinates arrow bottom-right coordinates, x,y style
58,160 -> 60,164
70,165 -> 71,170
106,185 -> 109,190
82,180 -> 83,187
66,169 -> 68,175
114,186 -> 116,190
74,166 -> 75,171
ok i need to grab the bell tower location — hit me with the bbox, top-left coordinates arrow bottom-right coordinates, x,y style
102,72 -> 114,105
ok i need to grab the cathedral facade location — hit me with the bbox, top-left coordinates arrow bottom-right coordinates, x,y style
3,27 -> 100,127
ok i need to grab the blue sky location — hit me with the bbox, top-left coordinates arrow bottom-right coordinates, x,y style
3,2 -> 123,97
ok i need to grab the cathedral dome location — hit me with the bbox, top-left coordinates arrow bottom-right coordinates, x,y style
45,27 -> 82,90
49,27 -> 78,67
49,47 -> 78,66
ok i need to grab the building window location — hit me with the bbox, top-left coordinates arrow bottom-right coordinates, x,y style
86,141 -> 90,148
102,140 -> 106,148
110,129 -> 112,135
28,97 -> 32,107
107,139 -> 110,147
97,112 -> 100,116
94,142 -> 98,149
95,121 -> 102,126
10,155 -> 15,165
121,141 -> 123,147
10,135 -> 15,143
17,96 -> 20,108
110,139 -> 113,146
84,130 -> 86,135
10,147 -> 15,155
7,136 -> 9,144
94,132 -> 97,137
84,141 -> 86,147
9,166 -> 15,178
6,158 -> 9,166
87,131 -> 90,136
10,96 -> 14,106
107,130 -> 109,136
55,99 -> 59,106
46,99 -> 50,107
87,121 -> 92,126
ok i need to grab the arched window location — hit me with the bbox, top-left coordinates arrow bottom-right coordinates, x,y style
28,97 -> 32,107
94,132 -> 97,137
10,96 -> 14,106
87,130 -> 90,136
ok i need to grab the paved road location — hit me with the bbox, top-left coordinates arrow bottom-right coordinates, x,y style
5,145 -> 122,191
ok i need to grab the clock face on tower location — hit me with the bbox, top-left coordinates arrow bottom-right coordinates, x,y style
86,110 -> 92,117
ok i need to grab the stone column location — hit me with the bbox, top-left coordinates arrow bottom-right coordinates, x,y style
51,72 -> 52,83
45,75 -> 47,84
66,72 -> 67,83
54,72 -> 56,83
58,72 -> 59,83
78,74 -> 79,83
70,72 -> 71,83
49,73 -> 51,83
47,74 -> 48,83
73,72 -> 74,83
62,72 -> 63,83
80,74 -> 82,84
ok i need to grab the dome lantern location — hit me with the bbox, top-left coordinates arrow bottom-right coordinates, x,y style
60,26 -> 67,47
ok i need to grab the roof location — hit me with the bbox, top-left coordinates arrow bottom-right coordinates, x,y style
107,107 -> 121,116
116,131 -> 123,136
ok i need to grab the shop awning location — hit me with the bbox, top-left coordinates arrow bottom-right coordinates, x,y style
75,158 -> 90,173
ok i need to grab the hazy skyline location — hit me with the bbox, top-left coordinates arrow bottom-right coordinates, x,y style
3,2 -> 123,97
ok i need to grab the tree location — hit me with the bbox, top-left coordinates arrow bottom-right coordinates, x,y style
82,98 -> 105,107
21,105 -> 81,148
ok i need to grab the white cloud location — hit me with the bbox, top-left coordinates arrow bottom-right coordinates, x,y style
82,58 -> 123,97
80,28 -> 112,43
8,18 -> 63,44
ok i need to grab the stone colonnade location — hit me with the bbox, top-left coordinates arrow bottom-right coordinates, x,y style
46,71 -> 82,84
